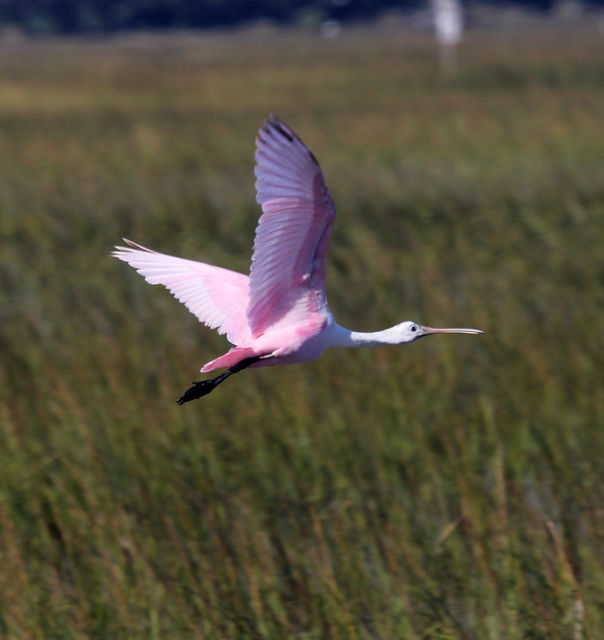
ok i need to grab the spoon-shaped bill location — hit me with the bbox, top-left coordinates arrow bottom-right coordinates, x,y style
421,326 -> 484,335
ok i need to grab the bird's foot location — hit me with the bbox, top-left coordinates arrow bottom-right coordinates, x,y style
177,379 -> 218,405
176,356 -> 265,405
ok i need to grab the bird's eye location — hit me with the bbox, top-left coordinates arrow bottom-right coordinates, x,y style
411,325 -> 417,332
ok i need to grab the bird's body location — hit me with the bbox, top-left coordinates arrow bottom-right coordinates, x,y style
114,115 -> 482,403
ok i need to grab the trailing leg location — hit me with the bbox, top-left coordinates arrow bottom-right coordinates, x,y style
177,356 -> 264,404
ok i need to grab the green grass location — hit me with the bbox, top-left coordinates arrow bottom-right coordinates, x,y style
1,23 -> 604,638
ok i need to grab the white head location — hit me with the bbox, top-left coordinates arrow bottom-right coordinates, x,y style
395,321 -> 484,344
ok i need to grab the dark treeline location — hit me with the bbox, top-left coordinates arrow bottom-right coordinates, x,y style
0,0 -> 600,34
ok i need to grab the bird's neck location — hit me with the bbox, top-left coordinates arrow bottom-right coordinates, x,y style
332,323 -> 404,348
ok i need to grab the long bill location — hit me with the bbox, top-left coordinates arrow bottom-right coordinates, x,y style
421,326 -> 484,335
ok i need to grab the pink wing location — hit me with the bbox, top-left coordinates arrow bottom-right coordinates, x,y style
112,239 -> 250,345
248,115 -> 336,337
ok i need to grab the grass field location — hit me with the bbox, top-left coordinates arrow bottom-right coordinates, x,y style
1,22 -> 604,639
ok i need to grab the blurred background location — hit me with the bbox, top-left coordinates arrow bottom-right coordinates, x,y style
1,0 -> 603,34
1,1 -> 604,638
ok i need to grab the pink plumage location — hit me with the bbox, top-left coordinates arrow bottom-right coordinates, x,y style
249,117 -> 335,337
113,115 -> 483,403
111,239 -> 251,346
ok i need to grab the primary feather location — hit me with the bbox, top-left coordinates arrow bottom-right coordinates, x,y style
249,115 -> 336,337
112,239 -> 251,345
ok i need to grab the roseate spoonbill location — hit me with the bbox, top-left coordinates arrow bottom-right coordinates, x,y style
113,115 -> 483,404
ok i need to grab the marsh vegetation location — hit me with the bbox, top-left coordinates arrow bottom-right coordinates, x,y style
1,24 -> 604,638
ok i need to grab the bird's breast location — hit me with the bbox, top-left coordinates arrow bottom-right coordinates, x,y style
249,313 -> 332,367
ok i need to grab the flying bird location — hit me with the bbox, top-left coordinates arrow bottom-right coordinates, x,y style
113,115 -> 483,404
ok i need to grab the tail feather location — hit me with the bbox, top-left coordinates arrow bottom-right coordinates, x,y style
201,347 -> 258,373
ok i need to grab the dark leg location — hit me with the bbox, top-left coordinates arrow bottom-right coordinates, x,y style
177,356 -> 264,405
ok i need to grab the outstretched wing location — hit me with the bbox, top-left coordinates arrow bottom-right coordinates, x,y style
248,115 -> 337,338
112,239 -> 250,345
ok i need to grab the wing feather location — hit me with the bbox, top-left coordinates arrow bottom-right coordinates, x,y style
113,239 -> 250,345
248,115 -> 336,337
